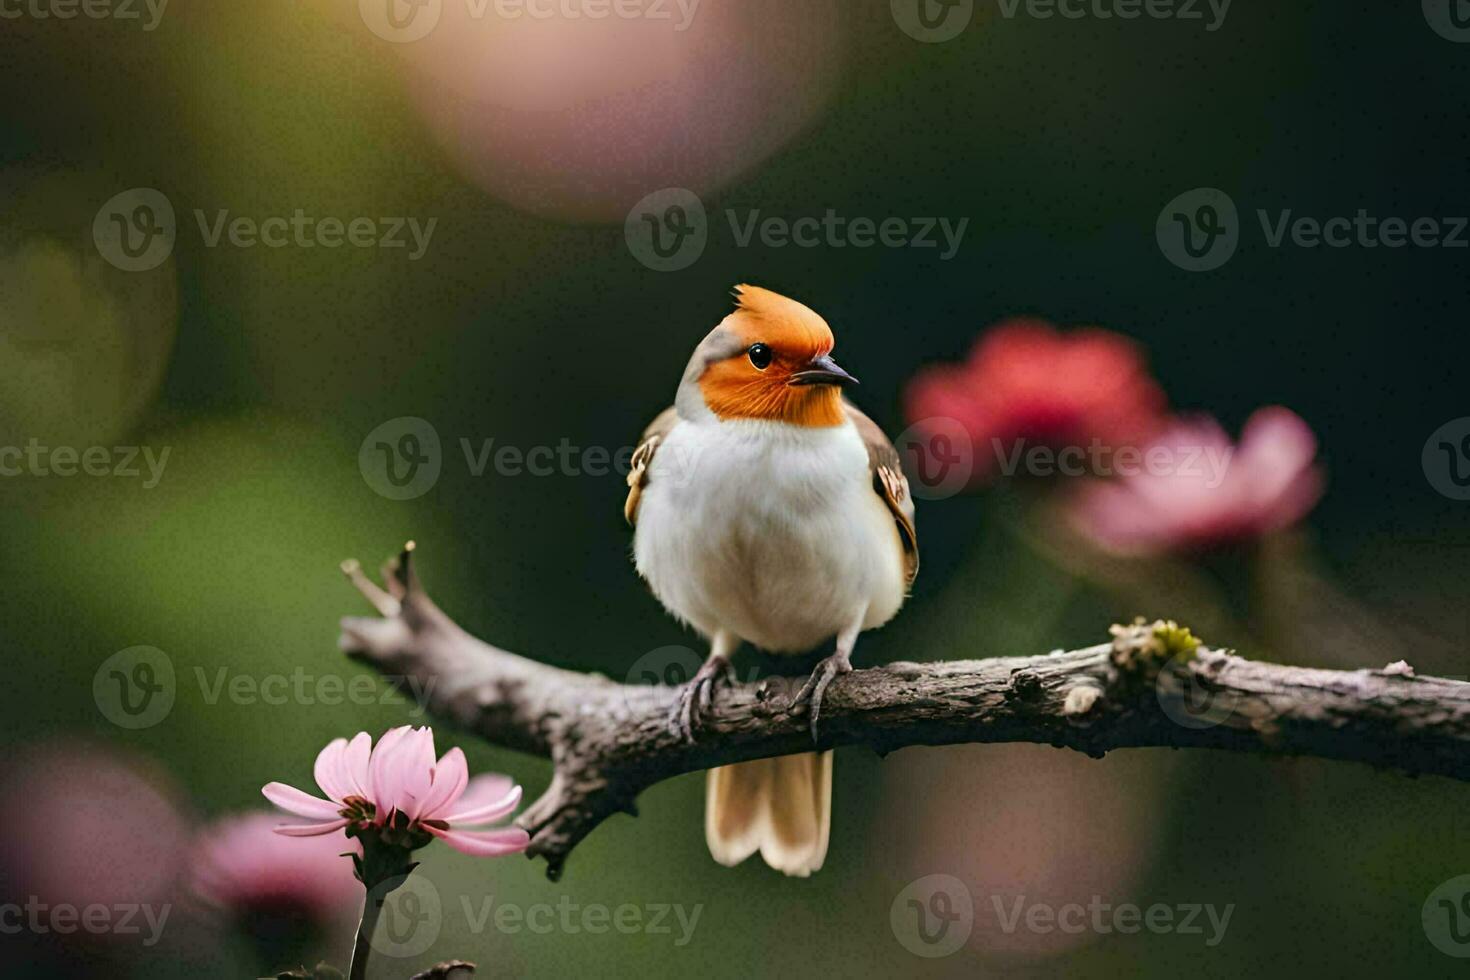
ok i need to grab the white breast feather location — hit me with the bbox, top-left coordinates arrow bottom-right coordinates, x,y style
633,416 -> 907,654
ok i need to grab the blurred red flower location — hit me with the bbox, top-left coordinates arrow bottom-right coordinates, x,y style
903,318 -> 1167,485
1067,407 -> 1325,556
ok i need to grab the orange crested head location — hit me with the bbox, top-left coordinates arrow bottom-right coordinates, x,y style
697,285 -> 857,427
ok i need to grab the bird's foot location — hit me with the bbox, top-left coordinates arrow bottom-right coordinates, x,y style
668,655 -> 732,744
788,650 -> 853,742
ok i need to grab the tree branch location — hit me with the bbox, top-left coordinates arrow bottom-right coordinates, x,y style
338,544 -> 1470,880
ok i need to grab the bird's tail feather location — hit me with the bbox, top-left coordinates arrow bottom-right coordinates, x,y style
705,751 -> 832,877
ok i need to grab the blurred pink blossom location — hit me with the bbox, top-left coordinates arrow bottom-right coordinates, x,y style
904,318 -> 1167,485
388,1 -> 842,220
1068,406 -> 1324,556
0,741 -> 189,913
262,726 -> 530,859
191,812 -> 360,923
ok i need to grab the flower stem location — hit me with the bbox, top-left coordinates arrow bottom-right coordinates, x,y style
349,887 -> 383,980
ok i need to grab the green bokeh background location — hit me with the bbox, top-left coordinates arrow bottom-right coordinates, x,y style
1,1 -> 1468,977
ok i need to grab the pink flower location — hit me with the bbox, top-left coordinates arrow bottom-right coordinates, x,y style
1068,407 -> 1324,556
262,726 -> 530,859
905,318 -> 1167,485
0,741 -> 190,913
192,812 -> 361,922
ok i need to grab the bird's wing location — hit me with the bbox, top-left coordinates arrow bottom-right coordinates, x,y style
845,401 -> 920,587
624,405 -> 679,527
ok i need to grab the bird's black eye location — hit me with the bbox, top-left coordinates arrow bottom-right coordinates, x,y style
747,343 -> 773,370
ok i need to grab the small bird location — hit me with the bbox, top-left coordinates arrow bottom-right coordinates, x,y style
625,285 -> 918,876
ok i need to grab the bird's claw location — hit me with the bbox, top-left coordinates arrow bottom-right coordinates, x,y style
788,651 -> 853,742
667,656 -> 731,744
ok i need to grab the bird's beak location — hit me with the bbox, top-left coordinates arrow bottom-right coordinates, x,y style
788,353 -> 860,388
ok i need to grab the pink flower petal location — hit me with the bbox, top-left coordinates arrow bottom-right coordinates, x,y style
416,748 -> 469,820
313,738 -> 352,804
444,783 -> 522,827
342,732 -> 372,798
425,824 -> 530,857
452,773 -> 515,813
1236,407 -> 1321,511
397,728 -> 438,820
368,726 -> 411,814
1066,406 -> 1322,555
273,818 -> 351,838
262,782 -> 344,821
